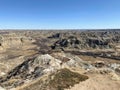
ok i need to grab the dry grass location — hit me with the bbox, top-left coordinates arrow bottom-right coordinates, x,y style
49,68 -> 89,90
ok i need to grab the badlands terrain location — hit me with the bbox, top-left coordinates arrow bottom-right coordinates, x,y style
0,30 -> 120,90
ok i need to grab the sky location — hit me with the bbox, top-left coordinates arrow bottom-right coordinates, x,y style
0,0 -> 120,29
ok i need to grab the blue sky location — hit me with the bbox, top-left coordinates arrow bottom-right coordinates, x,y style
0,0 -> 120,29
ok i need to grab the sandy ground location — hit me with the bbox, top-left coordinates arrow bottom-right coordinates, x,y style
66,74 -> 120,90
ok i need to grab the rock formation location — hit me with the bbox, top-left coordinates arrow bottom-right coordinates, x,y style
0,30 -> 120,90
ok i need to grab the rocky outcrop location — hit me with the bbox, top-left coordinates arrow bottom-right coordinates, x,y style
0,53 -> 119,90
49,30 -> 120,50
51,36 -> 80,50
48,33 -> 60,39
87,38 -> 110,48
0,53 -> 92,89
0,32 -> 38,78
0,33 -> 35,52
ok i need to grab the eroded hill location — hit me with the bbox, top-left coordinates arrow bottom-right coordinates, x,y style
0,30 -> 120,90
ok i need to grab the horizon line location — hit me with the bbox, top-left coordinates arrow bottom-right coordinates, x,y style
0,28 -> 120,31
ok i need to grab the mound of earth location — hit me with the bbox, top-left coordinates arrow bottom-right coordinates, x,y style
17,68 -> 88,90
48,68 -> 88,90
0,53 -> 91,89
